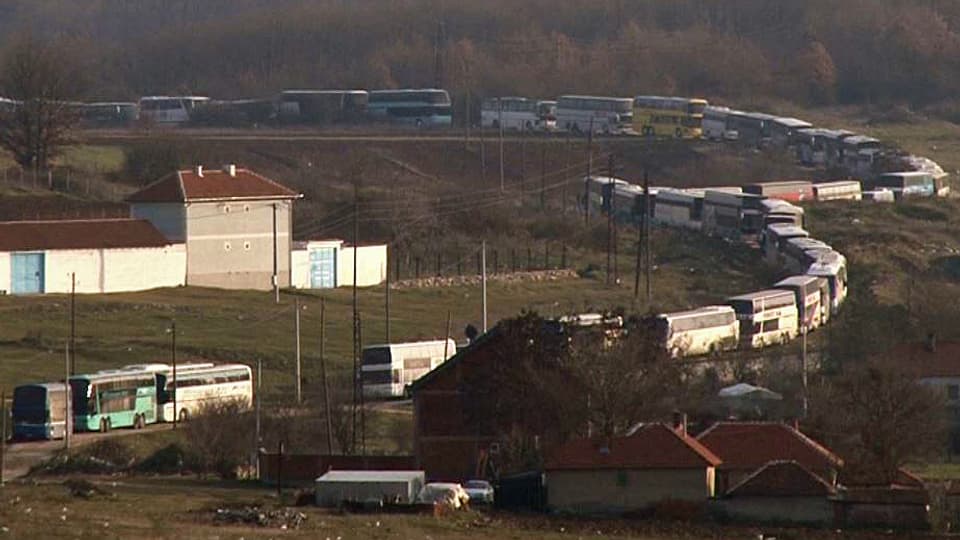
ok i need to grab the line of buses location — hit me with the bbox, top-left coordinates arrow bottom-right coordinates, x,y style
10,362 -> 252,440
585,177 -> 858,359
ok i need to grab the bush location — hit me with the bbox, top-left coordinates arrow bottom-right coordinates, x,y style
33,439 -> 136,475
183,400 -> 254,479
135,443 -> 188,475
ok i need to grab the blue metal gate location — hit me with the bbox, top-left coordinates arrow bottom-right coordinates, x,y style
309,247 -> 336,288
11,252 -> 44,294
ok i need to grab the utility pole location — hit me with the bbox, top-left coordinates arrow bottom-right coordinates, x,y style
320,297 -> 333,454
634,170 -> 646,298
606,156 -> 614,285
433,21 -> 445,89
644,169 -> 652,303
64,342 -> 70,450
801,325 -> 808,418
294,297 -> 302,404
444,311 -> 452,361
464,86 -> 471,148
498,99 -> 504,193
520,124 -> 526,202
540,145 -> 546,211
385,250 -> 391,343
272,203 -> 279,304
170,320 -> 177,429
358,313 -> 365,456
69,272 -> 76,375
255,358 -> 262,478
352,178 -> 360,453
481,240 -> 488,332
584,117 -> 594,226
479,113 -> 487,184
0,390 -> 5,487
611,155 -> 619,284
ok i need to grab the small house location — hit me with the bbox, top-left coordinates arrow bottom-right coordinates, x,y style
314,470 -> 425,507
696,421 -> 843,495
545,423 -> 722,515
717,460 -> 836,526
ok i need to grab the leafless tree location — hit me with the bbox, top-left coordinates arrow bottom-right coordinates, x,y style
183,399 -> 254,479
0,32 -> 84,173
808,359 -> 946,484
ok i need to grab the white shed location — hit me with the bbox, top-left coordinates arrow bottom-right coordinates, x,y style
291,239 -> 387,289
0,218 -> 185,295
315,470 -> 425,507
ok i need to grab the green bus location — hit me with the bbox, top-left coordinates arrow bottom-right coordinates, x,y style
69,371 -> 159,432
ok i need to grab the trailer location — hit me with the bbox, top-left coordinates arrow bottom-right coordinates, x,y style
315,470 -> 426,507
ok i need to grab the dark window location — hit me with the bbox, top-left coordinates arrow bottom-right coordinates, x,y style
762,319 -> 780,332
363,369 -> 392,385
949,385 -> 959,401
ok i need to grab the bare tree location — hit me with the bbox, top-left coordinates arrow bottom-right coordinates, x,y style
0,33 -> 84,173
183,400 -> 254,479
808,359 -> 946,484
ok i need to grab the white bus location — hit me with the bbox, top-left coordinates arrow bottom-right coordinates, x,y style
653,188 -> 704,230
556,95 -> 633,135
774,275 -> 828,332
780,237 -> 832,273
480,97 -> 556,131
158,363 -> 253,422
806,250 -> 848,314
727,289 -> 799,349
361,339 -> 457,399
813,180 -> 862,201
702,106 -> 739,141
653,306 -> 739,358
138,96 -> 210,124
761,224 -> 809,265
366,89 -> 452,127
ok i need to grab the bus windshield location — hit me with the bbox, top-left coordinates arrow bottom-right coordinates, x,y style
688,101 -> 707,115
69,379 -> 95,415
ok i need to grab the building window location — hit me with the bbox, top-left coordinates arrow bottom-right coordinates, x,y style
243,205 -> 251,213
949,385 -> 959,401
243,241 -> 251,251
223,205 -> 232,213
224,241 -> 232,252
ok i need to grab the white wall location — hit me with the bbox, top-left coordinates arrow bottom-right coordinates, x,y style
0,252 -> 9,295
290,248 -> 310,289
2,245 -> 185,295
338,245 -> 387,288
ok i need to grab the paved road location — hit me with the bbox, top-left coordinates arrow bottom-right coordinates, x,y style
1,423 -> 170,480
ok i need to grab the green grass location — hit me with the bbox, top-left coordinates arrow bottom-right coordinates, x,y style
57,145 -> 125,174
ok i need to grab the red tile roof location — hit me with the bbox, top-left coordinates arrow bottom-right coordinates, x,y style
127,167 -> 300,203
0,219 -> 174,251
888,340 -> 960,378
545,423 -> 722,471
726,460 -> 836,498
696,422 -> 843,473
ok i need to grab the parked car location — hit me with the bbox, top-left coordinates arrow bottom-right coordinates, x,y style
463,479 -> 495,504
417,482 -> 471,509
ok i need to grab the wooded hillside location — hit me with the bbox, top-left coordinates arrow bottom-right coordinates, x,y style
4,0 -> 960,112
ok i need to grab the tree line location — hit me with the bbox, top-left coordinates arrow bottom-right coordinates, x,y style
0,0 -> 959,110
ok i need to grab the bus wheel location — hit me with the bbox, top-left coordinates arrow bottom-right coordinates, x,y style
491,120 -> 499,129
133,414 -> 144,430
99,418 -> 110,433
675,127 -> 683,138
178,409 -> 189,423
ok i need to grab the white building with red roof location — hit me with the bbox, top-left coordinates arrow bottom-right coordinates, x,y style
128,164 -> 302,290
0,218 -> 185,294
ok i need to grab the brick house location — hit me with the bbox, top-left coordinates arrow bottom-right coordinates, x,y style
128,165 -> 301,290
544,423 -> 721,515
696,421 -> 843,495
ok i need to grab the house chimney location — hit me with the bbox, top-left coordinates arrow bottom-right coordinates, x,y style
672,411 -> 688,436
927,332 -> 937,353
195,165 -> 203,177
223,164 -> 237,177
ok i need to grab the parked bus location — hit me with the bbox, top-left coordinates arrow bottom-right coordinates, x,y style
157,363 -> 253,422
726,111 -> 776,147
703,106 -> 739,141
611,183 -> 645,223
556,95 -> 633,134
653,188 -> 704,230
632,96 -> 707,138
872,171 -> 935,199
69,371 -> 159,432
781,237 -> 832,273
726,289 -> 799,349
78,102 -> 139,127
361,339 -> 457,399
138,95 -> 209,124
277,90 -> 368,124
813,180 -> 862,201
367,89 -> 452,127
767,117 -> 812,147
11,383 -> 68,440
702,189 -> 765,240
761,224 -> 809,265
774,275 -> 828,332
760,199 -> 804,228
584,175 -> 631,215
744,181 -> 814,202
193,98 -> 276,126
480,97 -> 556,131
653,306 -> 739,358
806,250 -> 848,314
